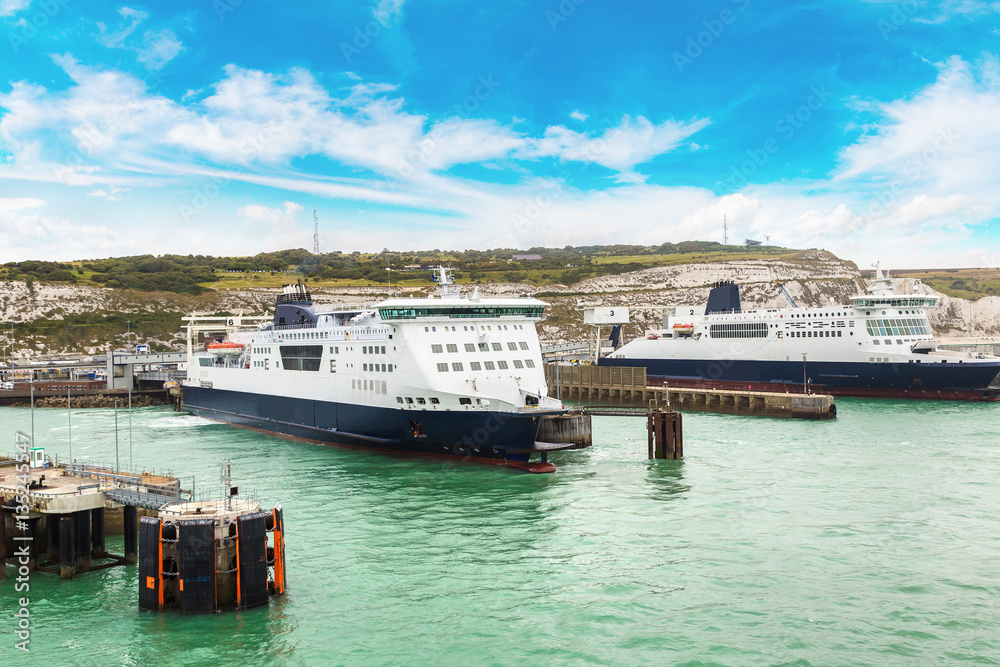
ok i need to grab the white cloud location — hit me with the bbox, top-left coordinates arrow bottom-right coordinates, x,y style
137,29 -> 184,70
86,185 -> 128,201
0,0 -> 29,17
0,197 -> 45,214
96,7 -> 148,49
523,115 -> 711,172
237,201 -> 303,232
373,0 -> 407,25
0,202 -> 120,262
569,110 -> 588,122
835,55 -> 1000,235
94,8 -> 183,70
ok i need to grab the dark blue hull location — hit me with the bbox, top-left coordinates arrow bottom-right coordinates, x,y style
598,357 -> 1000,401
182,386 -> 556,463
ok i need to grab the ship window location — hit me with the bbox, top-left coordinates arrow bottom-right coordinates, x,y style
437,363 -> 448,372
452,362 -> 464,371
470,362 -> 482,371
838,331 -> 842,337
525,359 -> 536,368
387,364 -> 393,372
406,397 -> 414,404
484,361 -> 496,370
492,343 -> 502,351
397,397 -> 403,404
416,398 -> 426,405
459,398 -> 472,405
479,343 -> 489,352
362,346 -> 367,354
465,343 -> 476,352
519,342 -> 529,350
497,360 -> 509,370
199,358 -> 212,367
280,345 -> 323,371
513,359 -> 524,369
873,340 -> 880,345
508,342 -> 518,350
431,344 -> 443,353
430,397 -> 440,404
381,346 -> 386,354
447,344 -> 458,353
363,363 -> 368,371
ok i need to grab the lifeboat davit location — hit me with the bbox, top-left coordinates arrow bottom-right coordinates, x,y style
207,341 -> 244,356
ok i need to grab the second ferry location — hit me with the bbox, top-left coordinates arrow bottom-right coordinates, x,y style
600,266 -> 1000,401
182,269 -> 574,471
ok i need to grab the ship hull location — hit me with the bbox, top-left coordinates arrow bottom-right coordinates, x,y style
599,357 -> 1000,401
182,385 -> 559,463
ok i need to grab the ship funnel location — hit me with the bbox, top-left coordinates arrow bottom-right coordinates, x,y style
705,280 -> 741,314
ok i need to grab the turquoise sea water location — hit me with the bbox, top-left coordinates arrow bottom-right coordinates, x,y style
2,399 -> 999,666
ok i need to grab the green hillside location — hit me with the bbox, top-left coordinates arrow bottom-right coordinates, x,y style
2,242 -> 798,294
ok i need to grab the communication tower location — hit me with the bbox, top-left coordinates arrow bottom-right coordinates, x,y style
313,210 -> 320,254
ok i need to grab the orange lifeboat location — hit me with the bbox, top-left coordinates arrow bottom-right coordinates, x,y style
207,341 -> 244,356
672,323 -> 695,335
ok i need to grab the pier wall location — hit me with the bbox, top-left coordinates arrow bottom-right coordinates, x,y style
546,364 -> 835,420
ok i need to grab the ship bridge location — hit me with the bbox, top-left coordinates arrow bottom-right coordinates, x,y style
850,295 -> 939,309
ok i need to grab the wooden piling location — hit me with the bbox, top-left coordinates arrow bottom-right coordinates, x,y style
648,410 -> 683,460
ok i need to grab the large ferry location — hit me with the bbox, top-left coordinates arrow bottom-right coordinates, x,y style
182,269 -> 572,471
599,267 -> 1000,401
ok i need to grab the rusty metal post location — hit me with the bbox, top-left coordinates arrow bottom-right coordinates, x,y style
646,410 -> 654,459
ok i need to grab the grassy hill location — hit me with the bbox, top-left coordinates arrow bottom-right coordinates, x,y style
886,268 -> 1000,300
2,242 -> 799,295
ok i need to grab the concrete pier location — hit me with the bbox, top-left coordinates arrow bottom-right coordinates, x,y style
547,364 -> 836,420
1,462 -> 184,577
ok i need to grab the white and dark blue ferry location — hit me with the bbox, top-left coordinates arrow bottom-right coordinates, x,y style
182,269 -> 572,471
600,267 -> 1000,401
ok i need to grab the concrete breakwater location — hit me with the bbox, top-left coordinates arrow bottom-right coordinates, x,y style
0,389 -> 169,408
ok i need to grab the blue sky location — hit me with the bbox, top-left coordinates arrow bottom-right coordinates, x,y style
1,0 -> 999,268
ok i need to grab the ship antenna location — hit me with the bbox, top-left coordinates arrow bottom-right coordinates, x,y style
723,214 -> 728,246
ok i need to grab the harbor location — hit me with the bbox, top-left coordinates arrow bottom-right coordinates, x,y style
2,399 -> 998,663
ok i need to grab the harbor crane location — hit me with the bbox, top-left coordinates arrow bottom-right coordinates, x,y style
775,280 -> 799,308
